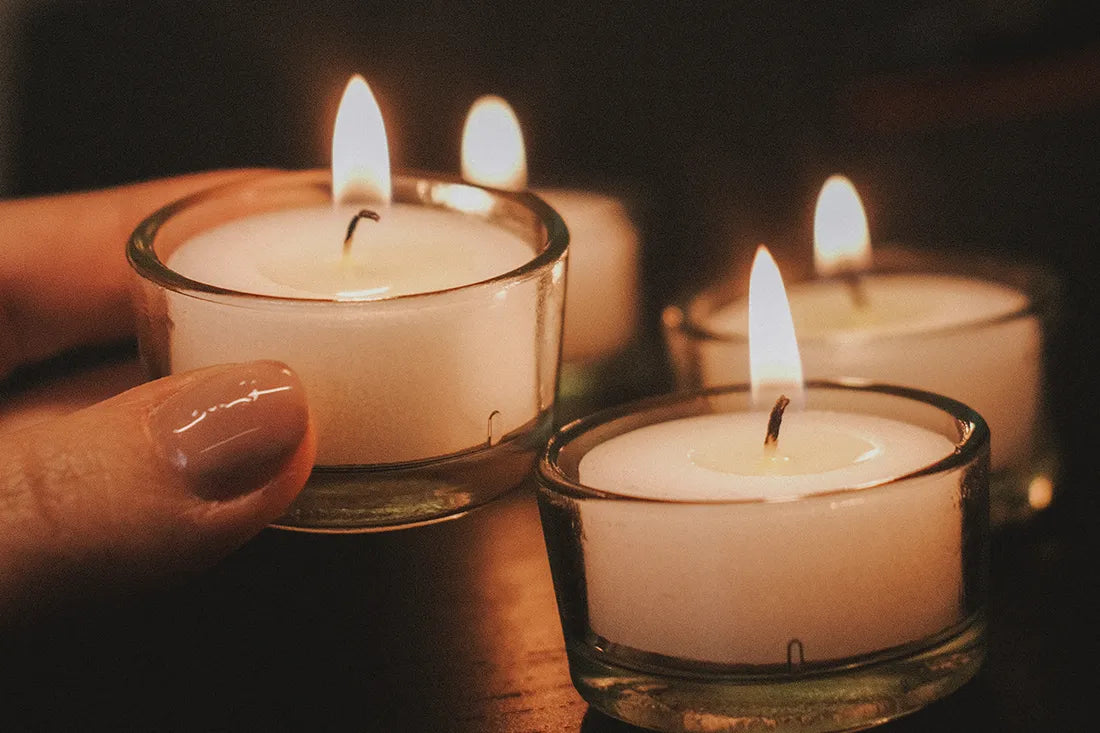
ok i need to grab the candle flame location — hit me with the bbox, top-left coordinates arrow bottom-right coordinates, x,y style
332,75 -> 391,205
749,245 -> 804,407
461,95 -> 527,191
813,175 -> 871,277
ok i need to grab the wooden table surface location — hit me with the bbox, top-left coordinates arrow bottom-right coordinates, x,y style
1,351 -> 1096,732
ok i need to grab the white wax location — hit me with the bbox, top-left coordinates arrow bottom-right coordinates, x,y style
169,205 -> 530,299
166,204 -> 547,465
537,189 -> 639,363
577,410 -> 962,665
701,274 -> 1038,471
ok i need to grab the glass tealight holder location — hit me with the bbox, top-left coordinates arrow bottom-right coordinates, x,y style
538,381 -> 989,733
663,245 -> 1059,526
129,170 -> 568,532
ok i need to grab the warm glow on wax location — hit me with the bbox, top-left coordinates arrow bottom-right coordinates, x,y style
748,246 -> 804,407
813,175 -> 871,277
332,75 -> 392,205
461,95 -> 527,191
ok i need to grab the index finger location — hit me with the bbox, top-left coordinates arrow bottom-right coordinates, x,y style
0,170 -> 273,378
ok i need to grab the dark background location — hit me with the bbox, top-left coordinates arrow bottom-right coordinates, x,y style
4,1 -> 1099,481
1,1 -> 1099,731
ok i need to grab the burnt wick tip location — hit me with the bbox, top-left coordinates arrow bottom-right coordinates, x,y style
344,209 -> 381,250
764,395 -> 791,447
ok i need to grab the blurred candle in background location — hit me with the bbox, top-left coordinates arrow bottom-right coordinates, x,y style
462,95 -> 640,365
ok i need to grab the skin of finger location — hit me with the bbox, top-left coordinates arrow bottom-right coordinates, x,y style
0,364 -> 315,616
0,169 -> 275,379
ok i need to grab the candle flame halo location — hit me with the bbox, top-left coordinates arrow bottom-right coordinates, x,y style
749,245 -> 805,408
813,175 -> 871,278
461,95 -> 527,191
332,74 -> 392,206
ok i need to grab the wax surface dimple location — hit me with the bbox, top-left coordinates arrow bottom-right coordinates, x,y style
168,204 -> 532,300
579,411 -> 955,501
692,420 -> 879,476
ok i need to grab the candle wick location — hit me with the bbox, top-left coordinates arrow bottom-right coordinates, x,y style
843,271 -> 869,309
343,209 -> 381,260
764,395 -> 791,449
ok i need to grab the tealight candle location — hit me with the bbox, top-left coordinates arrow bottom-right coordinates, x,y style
461,95 -> 640,364
129,76 -> 568,530
538,247 -> 989,732
579,409 -> 960,663
665,176 -> 1052,524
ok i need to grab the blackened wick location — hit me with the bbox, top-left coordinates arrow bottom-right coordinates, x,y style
343,209 -> 381,257
764,395 -> 791,447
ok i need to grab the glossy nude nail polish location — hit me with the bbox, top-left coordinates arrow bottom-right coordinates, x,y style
149,361 -> 309,499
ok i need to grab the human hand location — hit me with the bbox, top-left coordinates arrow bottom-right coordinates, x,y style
0,172 -> 316,619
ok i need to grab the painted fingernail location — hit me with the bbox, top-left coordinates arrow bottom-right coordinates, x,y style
149,361 -> 309,499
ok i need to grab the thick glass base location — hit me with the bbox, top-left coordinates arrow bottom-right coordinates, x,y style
271,412 -> 552,532
567,615 -> 985,733
990,448 -> 1060,527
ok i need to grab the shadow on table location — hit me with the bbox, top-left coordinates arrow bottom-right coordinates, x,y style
0,485 -> 586,731
0,430 -> 1096,732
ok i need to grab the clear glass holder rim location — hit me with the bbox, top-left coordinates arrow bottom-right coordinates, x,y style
126,168 -> 569,305
539,379 -> 990,505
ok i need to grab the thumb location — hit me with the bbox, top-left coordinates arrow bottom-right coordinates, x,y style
0,360 -> 314,618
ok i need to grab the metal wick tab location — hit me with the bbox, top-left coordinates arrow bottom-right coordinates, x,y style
787,639 -> 805,673
487,410 -> 502,446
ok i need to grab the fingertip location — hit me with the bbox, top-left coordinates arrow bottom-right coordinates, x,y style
154,362 -> 316,540
257,416 -> 317,521
180,411 -> 315,552
147,361 -> 310,500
